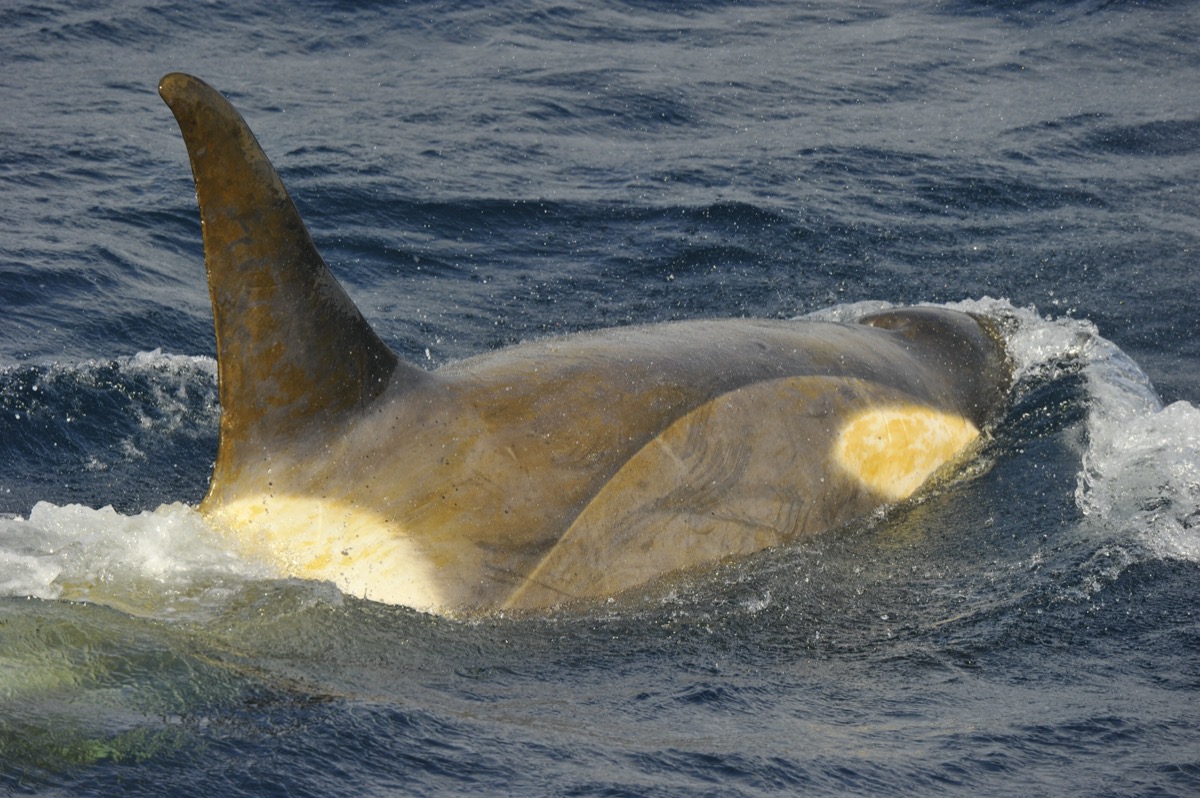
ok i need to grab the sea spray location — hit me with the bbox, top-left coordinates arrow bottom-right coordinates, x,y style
0,501 -> 266,619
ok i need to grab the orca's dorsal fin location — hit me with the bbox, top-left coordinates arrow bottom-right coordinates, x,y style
159,73 -> 419,470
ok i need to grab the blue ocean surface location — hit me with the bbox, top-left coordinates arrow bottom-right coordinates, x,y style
2,0 -> 1198,795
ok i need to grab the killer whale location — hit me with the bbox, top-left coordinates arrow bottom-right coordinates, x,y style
158,72 -> 1011,614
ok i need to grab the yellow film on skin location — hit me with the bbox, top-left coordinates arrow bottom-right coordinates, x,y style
208,496 -> 443,611
833,406 -> 979,501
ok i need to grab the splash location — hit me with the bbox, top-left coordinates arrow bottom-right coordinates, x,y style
0,502 -> 266,619
1076,376 -> 1200,563
955,298 -> 1199,564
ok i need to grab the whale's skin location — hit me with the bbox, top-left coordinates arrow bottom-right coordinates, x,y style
157,73 -> 1011,614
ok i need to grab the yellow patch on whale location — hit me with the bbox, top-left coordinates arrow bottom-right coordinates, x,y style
833,406 -> 979,501
207,496 -> 443,611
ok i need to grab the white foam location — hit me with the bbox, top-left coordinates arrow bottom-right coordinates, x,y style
955,298 -> 1199,564
34,349 -> 217,388
0,501 -> 267,618
1076,398 -> 1200,562
118,349 -> 218,428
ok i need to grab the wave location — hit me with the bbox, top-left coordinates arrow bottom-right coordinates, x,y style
0,350 -> 218,515
959,299 -> 1199,567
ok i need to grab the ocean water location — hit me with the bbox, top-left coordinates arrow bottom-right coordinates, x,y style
2,0 -> 1199,795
